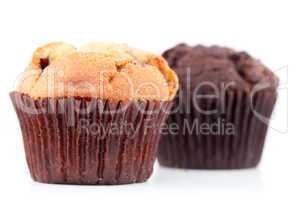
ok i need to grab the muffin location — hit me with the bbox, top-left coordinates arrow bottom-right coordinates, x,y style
158,44 -> 278,169
10,42 -> 178,184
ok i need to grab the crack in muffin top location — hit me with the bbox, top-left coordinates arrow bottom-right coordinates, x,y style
16,42 -> 178,101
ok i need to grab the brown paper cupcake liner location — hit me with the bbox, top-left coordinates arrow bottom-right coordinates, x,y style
158,90 -> 277,169
10,92 -> 172,184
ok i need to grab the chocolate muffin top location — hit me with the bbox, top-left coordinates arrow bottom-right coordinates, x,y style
163,43 -> 278,93
16,42 -> 178,101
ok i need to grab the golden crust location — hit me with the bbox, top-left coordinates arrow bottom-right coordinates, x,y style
16,42 -> 178,101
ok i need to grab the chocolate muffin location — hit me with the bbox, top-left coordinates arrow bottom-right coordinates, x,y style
158,44 -> 278,169
10,42 -> 178,184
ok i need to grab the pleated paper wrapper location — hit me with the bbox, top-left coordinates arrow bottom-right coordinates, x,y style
158,90 -> 277,169
11,92 -> 172,184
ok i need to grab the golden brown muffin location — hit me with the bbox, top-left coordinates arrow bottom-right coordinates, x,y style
16,42 -> 178,101
11,42 -> 178,185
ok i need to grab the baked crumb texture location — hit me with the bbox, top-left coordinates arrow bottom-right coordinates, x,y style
163,43 -> 278,93
16,42 -> 178,101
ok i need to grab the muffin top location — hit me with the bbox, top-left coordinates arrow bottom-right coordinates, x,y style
163,43 -> 278,93
16,42 -> 178,101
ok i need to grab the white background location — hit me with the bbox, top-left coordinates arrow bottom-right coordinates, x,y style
0,0 -> 297,199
